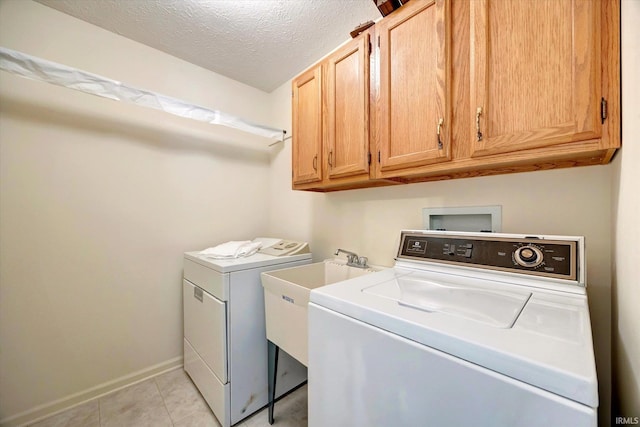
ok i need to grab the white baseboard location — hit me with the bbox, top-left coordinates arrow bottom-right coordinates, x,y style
0,356 -> 183,427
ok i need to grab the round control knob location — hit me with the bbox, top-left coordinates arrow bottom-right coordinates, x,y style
514,245 -> 543,268
519,248 -> 536,261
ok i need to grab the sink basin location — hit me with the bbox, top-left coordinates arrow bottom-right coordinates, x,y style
261,259 -> 380,366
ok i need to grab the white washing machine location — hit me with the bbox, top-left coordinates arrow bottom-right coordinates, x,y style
183,238 -> 311,427
309,230 -> 598,427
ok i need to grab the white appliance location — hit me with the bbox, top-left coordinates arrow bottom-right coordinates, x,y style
309,230 -> 598,427
183,238 -> 310,427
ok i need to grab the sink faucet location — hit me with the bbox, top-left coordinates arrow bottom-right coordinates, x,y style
334,249 -> 369,269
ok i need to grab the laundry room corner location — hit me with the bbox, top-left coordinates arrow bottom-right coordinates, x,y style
267,80 -> 318,249
611,0 -> 640,419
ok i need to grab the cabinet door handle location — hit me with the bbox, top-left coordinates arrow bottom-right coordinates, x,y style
328,151 -> 333,167
476,107 -> 483,142
437,118 -> 444,149
312,155 -> 317,171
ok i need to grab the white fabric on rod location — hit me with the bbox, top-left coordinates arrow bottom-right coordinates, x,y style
0,47 -> 284,140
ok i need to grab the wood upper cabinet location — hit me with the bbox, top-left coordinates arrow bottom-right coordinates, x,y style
292,65 -> 322,185
292,30 -> 374,190
469,0 -> 601,157
290,0 -> 619,191
324,32 -> 371,180
376,0 -> 451,175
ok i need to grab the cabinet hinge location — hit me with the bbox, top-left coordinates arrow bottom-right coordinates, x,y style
377,36 -> 380,47
292,90 -> 294,98
368,152 -> 372,165
368,42 -> 372,56
601,97 -> 608,124
378,151 -> 381,163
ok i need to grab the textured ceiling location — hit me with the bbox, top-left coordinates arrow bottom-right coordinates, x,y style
35,0 -> 381,92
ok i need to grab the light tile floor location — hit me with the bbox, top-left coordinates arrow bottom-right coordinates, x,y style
28,368 -> 307,427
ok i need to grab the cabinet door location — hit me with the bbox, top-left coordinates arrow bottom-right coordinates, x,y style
377,0 -> 451,174
325,33 -> 371,179
470,0 -> 601,157
292,65 -> 323,184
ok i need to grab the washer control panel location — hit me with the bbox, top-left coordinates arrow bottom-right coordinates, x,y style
398,231 -> 578,281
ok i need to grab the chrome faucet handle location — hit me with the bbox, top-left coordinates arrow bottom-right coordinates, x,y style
335,248 -> 358,259
334,249 -> 369,268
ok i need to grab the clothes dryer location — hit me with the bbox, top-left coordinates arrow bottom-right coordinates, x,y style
184,238 -> 311,427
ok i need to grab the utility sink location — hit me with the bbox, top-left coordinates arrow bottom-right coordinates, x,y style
261,259 -> 380,366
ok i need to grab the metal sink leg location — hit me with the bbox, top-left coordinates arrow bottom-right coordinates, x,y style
267,340 -> 279,425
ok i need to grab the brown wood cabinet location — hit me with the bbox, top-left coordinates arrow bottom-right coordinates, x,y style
324,31 -> 371,180
469,0 -> 601,157
292,65 -> 322,185
376,0 -> 451,176
293,28 -> 393,191
290,0 -> 620,191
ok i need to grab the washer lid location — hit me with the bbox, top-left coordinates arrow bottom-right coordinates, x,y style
365,271 -> 531,328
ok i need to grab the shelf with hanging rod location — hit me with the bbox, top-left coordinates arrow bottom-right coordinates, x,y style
0,46 -> 289,145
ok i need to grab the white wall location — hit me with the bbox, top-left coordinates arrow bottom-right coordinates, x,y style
269,58 -> 614,427
612,0 -> 640,418
0,1 -> 273,425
